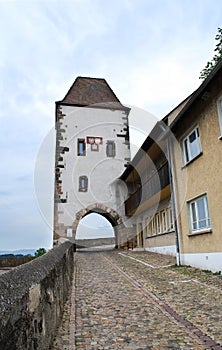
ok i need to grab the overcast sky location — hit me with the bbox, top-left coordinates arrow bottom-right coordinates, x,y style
0,0 -> 222,250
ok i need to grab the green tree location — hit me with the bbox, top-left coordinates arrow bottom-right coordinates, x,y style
199,27 -> 222,80
34,248 -> 47,257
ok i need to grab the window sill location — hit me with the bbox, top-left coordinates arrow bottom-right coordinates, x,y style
182,152 -> 203,168
146,230 -> 175,239
188,228 -> 212,237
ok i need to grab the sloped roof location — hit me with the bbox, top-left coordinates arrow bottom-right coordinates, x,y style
163,93 -> 194,126
120,59 -> 222,181
170,58 -> 222,129
58,76 -> 123,107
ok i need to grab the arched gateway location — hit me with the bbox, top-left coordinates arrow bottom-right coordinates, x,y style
73,203 -> 123,248
53,77 -> 131,247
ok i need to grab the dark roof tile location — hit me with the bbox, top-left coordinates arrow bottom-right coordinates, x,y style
58,77 -> 123,107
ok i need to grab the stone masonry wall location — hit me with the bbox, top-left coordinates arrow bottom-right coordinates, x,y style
0,241 -> 74,350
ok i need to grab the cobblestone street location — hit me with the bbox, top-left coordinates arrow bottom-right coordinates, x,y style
52,250 -> 222,349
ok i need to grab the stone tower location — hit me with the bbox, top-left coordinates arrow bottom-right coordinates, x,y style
53,77 -> 131,245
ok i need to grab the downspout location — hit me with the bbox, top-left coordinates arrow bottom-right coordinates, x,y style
167,137 -> 181,266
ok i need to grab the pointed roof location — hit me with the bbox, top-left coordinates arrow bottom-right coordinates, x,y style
57,76 -> 125,108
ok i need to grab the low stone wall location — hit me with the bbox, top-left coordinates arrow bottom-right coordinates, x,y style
75,237 -> 116,248
0,241 -> 74,350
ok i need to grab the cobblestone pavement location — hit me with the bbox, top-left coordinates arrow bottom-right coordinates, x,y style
52,250 -> 222,350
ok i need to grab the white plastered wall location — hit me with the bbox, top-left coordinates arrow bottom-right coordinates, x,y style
56,105 -> 130,228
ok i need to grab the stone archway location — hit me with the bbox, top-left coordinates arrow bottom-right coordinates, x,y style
72,203 -> 124,248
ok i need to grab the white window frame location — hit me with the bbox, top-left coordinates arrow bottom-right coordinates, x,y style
182,126 -> 202,164
156,213 -> 161,234
188,194 -> 211,233
151,217 -> 156,235
216,96 -> 222,138
66,228 -> 72,237
167,207 -> 174,231
161,210 -> 167,233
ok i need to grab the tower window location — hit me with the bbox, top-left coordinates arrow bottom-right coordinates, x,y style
79,176 -> 88,192
78,139 -> 86,156
106,141 -> 116,157
66,228 -> 72,237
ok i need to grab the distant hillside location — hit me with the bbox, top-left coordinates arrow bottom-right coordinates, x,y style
0,249 -> 36,257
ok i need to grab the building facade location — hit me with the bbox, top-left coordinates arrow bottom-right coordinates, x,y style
119,122 -> 176,255
168,60 -> 222,271
121,60 -> 222,272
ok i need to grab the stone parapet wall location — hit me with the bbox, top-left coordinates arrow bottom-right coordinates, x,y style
0,241 -> 74,350
75,237 -> 116,248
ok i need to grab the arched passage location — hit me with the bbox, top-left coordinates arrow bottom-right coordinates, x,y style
76,213 -> 116,250
72,204 -> 123,249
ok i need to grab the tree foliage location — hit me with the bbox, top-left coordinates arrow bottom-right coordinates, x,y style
199,28 -> 222,80
34,247 -> 47,257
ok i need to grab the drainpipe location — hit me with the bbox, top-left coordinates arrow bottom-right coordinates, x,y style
167,137 -> 181,266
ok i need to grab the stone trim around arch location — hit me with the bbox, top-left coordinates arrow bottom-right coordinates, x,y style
72,203 -> 123,236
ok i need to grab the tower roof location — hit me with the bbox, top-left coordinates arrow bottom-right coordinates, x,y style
58,77 -> 124,107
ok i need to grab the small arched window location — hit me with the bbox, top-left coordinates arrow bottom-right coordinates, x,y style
66,228 -> 72,237
79,176 -> 88,192
77,139 -> 86,156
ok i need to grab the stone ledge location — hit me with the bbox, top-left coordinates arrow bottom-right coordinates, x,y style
0,241 -> 74,350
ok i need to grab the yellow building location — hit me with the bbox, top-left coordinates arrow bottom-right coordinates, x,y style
121,60 -> 222,272
167,60 -> 222,272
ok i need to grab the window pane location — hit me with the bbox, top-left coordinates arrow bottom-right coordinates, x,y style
183,127 -> 201,163
197,198 -> 205,220
191,202 -> 198,230
106,141 -> 115,157
79,176 -> 88,191
199,219 -> 207,229
189,130 -> 196,143
189,138 -> 200,159
168,208 -> 174,230
192,221 -> 198,230
162,211 -> 166,232
191,202 -> 197,222
78,139 -> 86,156
156,214 -> 160,233
151,218 -> 156,235
190,195 -> 210,231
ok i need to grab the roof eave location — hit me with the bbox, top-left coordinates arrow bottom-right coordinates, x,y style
170,59 -> 222,129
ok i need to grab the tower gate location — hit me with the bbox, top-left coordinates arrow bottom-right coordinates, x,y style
53,77 -> 131,246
